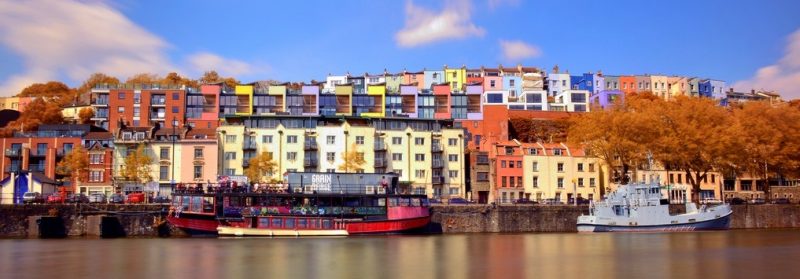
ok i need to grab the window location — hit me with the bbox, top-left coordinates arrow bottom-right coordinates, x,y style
160,147 -> 170,160
394,169 -> 403,177
118,92 -> 125,99
557,178 -> 564,188
509,79 -> 515,87
578,178 -> 585,187
89,171 -> 103,182
590,178 -> 596,187
449,170 -> 458,178
448,154 -> 458,162
327,135 -> 336,145
562,80 -> 566,87
517,161 -> 522,168
262,135 -> 273,143
477,172 -> 489,182
194,148 -> 203,159
392,153 -> 403,161
172,92 -> 180,100
533,176 -> 539,188
415,170 -> 426,178
392,137 -> 402,145
88,153 -> 104,164
509,161 -> 515,168
327,152 -> 335,162
448,138 -> 457,146
711,174 -> 716,183
355,136 -> 364,145
415,154 -> 425,161
194,166 -> 202,179
502,176 -> 507,187
532,162 -> 539,171
577,163 -> 584,172
225,168 -> 235,176
224,152 -> 236,160
553,149 -> 562,156
287,135 -> 298,144
670,173 -> 675,184
415,137 -> 424,145
588,163 -> 595,172
160,166 -> 169,181
501,160 -> 507,168
133,107 -> 140,117
118,106 -> 125,113
557,163 -> 564,172
287,152 -> 297,161
172,106 -> 179,113
226,135 -> 237,143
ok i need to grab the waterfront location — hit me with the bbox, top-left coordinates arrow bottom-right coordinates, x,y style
2,230 -> 800,279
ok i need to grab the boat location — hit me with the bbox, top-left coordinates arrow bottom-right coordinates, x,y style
577,182 -> 732,232
167,172 -> 432,237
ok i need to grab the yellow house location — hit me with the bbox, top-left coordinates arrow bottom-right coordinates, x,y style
234,85 -> 253,115
636,166 -> 723,203
521,143 -> 605,203
444,66 -> 466,92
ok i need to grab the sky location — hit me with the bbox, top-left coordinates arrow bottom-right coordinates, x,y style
1,0 -> 800,98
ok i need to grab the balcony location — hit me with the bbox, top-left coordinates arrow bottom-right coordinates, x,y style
243,141 -> 257,150
432,176 -> 445,185
374,141 -> 386,151
31,149 -> 47,157
4,165 -> 22,173
304,140 -> 318,150
432,159 -> 444,168
374,158 -> 387,168
150,98 -> 166,106
304,158 -> 318,167
431,143 -> 443,153
5,149 -> 21,157
92,99 -> 109,106
30,165 -> 46,173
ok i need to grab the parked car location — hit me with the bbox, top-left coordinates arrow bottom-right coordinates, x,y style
152,196 -> 170,204
428,199 -> 442,204
109,193 -> 125,204
772,198 -> 790,204
88,193 -> 107,203
126,192 -> 145,204
541,198 -> 564,205
23,192 -> 44,204
749,198 -> 766,205
512,198 -> 537,204
46,194 -> 66,204
66,193 -> 89,203
447,198 -> 471,205
729,197 -> 746,205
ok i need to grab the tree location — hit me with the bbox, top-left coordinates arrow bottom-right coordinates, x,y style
16,81 -> 76,106
649,96 -> 740,203
120,145 -> 154,184
126,73 -> 161,84
568,93 -> 663,184
76,73 -> 120,94
162,72 -> 199,88
244,151 -> 277,184
732,101 -> 800,201
509,118 -> 570,143
56,147 -> 89,189
2,98 -> 65,135
199,70 -> 239,88
338,144 -> 366,173
78,107 -> 95,124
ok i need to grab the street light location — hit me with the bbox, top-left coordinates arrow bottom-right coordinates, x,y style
171,117 -> 177,195
571,178 -> 577,206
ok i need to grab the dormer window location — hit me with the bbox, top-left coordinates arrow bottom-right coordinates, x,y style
505,147 -> 514,155
529,148 -> 537,155
135,132 -> 146,140
553,148 -> 562,156
122,132 -> 132,140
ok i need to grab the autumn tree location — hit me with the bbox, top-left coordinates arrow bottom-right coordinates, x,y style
568,93 -> 663,184
162,72 -> 199,88
244,151 -> 278,184
120,144 -> 154,184
2,98 -> 65,135
731,101 -> 800,201
509,118 -> 570,143
199,70 -> 239,88
16,81 -> 77,106
76,73 -> 120,94
126,73 -> 161,84
56,147 -> 89,189
649,96 -> 740,203
78,107 -> 94,124
338,144 -> 366,173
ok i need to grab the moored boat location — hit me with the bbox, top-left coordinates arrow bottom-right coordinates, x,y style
167,172 -> 432,237
577,182 -> 732,232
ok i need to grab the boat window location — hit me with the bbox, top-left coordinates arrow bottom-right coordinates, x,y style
389,198 -> 399,206
310,219 -> 319,229
272,218 -> 283,228
285,218 -> 295,229
202,197 -> 214,213
421,198 -> 430,207
322,219 -> 332,229
378,198 -> 386,207
297,219 -> 307,229
181,196 -> 190,211
191,197 -> 202,212
172,196 -> 181,207
245,197 -> 252,206
411,198 -> 421,206
230,197 -> 242,207
258,218 -> 270,228
399,198 -> 410,206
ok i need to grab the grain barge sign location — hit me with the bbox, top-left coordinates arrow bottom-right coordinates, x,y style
286,172 -> 399,194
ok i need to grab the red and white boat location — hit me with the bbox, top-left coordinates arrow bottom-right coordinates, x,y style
167,173 -> 431,237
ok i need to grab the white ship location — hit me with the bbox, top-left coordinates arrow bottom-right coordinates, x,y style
577,183 -> 732,232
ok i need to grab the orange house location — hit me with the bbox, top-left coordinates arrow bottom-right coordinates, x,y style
619,76 -> 637,94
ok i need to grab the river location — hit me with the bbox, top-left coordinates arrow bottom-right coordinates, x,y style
2,230 -> 800,279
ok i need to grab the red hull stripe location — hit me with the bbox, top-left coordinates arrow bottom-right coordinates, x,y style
168,215 -> 431,235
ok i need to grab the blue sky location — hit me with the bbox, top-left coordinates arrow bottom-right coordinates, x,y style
1,0 -> 800,97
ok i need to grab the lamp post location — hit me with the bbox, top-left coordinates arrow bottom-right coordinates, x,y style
572,178 -> 577,206
171,117 -> 177,195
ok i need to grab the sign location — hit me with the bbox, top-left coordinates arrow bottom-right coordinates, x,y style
218,175 -> 249,185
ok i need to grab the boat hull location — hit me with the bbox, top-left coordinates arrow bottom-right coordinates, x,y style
577,213 -> 731,233
169,215 -> 432,236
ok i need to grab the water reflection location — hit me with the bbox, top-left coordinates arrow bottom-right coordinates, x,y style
2,230 -> 800,279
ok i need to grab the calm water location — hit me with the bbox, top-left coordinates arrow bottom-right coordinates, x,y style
2,230 -> 800,279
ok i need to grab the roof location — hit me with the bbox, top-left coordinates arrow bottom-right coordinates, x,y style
186,128 -> 217,139
0,172 -> 60,186
83,131 -> 113,140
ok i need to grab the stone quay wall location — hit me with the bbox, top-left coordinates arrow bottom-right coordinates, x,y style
1,204 -> 799,237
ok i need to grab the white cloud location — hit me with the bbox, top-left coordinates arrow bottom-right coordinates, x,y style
499,40 -> 542,61
395,0 -> 486,48
488,0 -> 521,10
186,52 -> 268,79
734,28 -> 800,99
0,0 -> 263,96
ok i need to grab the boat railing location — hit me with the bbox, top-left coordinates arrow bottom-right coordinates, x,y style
172,183 -> 412,196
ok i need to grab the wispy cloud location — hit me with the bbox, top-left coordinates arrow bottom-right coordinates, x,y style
734,28 -> 800,99
0,0 -> 264,96
186,52 -> 268,80
499,40 -> 542,61
488,0 -> 521,10
395,0 -> 486,48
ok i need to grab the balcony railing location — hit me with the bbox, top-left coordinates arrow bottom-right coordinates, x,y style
432,176 -> 445,185
304,140 -> 318,150
5,149 -> 21,157
243,141 -> 257,150
31,149 -> 47,157
374,159 -> 387,168
93,99 -> 109,106
431,143 -> 443,153
374,142 -> 386,151
304,158 -> 318,167
432,159 -> 444,168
